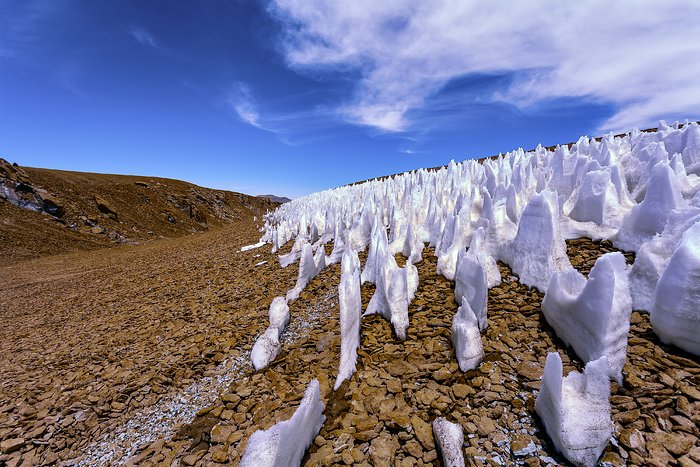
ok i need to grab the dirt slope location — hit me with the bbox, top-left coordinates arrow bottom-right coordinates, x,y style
0,159 -> 277,265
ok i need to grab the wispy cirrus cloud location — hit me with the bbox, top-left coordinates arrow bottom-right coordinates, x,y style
227,82 -> 263,129
270,0 -> 700,133
127,26 -> 160,50
226,81 -> 342,145
0,0 -> 60,59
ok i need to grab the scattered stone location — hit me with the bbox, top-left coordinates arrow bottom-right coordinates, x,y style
646,431 -> 696,456
511,434 -> 537,457
94,195 -> 118,218
411,416 -> 435,450
516,361 -> 542,380
600,451 -> 625,466
0,438 -> 24,454
369,434 -> 397,467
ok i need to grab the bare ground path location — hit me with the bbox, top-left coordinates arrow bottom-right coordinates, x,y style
0,220 -> 298,465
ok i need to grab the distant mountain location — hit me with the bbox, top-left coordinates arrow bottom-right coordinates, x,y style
257,194 -> 291,203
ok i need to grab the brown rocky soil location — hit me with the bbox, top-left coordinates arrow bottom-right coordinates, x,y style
0,218 -> 298,466
1,171 -> 698,465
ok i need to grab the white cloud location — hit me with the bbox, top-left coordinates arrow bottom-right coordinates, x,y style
225,83 -> 345,145
271,0 -> 700,133
228,82 -> 263,128
128,27 -> 159,50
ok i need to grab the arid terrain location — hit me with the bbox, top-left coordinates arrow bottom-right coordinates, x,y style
0,160 -> 698,466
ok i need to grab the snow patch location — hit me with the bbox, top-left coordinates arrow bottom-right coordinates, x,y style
241,241 -> 266,252
651,221 -> 700,355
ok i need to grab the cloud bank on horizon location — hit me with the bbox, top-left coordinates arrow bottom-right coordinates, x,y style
270,0 -> 700,134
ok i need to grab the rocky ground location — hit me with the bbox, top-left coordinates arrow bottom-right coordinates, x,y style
72,237 -> 696,467
1,201 -> 698,466
0,220 -> 302,466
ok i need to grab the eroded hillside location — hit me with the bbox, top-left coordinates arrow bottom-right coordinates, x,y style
0,158 -> 277,264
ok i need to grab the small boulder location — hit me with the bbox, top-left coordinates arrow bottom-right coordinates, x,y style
0,437 -> 24,453
41,194 -> 66,218
94,195 -> 118,219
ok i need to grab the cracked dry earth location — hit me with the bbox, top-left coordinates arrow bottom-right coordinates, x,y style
1,224 -> 699,466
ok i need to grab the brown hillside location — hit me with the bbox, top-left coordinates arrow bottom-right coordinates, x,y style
0,159 -> 277,265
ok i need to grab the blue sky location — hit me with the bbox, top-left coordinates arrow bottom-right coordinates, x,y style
2,0 -> 699,198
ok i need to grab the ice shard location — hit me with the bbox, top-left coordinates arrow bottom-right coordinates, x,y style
240,379 -> 326,467
542,253 -> 632,382
535,353 -> 611,467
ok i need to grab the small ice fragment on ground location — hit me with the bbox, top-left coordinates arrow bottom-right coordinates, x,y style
511,437 -> 537,457
241,241 -> 266,252
432,417 -> 465,467
255,260 -> 267,266
251,297 -> 289,370
239,379 -> 326,467
251,328 -> 281,371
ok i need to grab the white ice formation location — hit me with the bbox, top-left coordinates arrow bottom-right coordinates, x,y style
564,169 -> 622,226
535,353 -> 612,467
251,297 -> 290,371
251,328 -> 281,372
628,207 -> 700,311
268,296 -> 291,335
253,120 -> 700,407
502,191 -> 572,291
239,379 -> 326,467
542,253 -> 632,382
432,417 -> 465,467
241,241 -> 266,252
363,251 -> 418,340
287,243 -> 326,301
451,300 -> 484,372
651,221 -> 700,355
361,220 -> 389,285
334,249 -> 362,390
454,229 -> 489,331
613,161 -> 686,252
